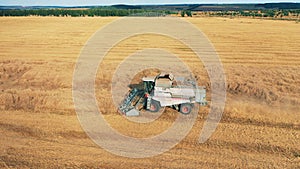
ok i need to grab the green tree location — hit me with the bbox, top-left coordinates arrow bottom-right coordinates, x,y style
181,11 -> 185,17
186,10 -> 192,17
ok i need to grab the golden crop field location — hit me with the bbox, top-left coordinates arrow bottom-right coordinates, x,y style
0,16 -> 299,168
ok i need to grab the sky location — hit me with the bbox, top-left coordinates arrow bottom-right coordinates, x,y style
0,0 -> 299,6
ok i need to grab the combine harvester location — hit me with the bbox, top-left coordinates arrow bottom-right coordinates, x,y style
118,73 -> 207,116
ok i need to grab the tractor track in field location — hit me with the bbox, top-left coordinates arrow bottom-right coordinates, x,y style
221,115 -> 300,130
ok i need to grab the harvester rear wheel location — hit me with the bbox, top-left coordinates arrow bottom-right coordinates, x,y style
180,103 -> 192,115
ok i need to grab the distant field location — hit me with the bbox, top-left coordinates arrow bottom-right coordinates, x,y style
0,17 -> 299,168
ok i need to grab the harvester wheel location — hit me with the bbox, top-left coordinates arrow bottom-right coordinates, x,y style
150,100 -> 160,112
180,103 -> 192,115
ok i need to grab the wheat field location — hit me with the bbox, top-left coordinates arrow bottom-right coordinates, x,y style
0,17 -> 299,168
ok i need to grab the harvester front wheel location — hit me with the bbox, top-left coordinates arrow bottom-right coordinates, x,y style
180,103 -> 192,115
150,100 -> 161,112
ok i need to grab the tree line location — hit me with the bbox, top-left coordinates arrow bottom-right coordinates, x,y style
208,9 -> 300,18
0,8 -> 172,17
1,8 -> 299,18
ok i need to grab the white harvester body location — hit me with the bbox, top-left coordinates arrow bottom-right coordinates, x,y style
119,73 -> 207,116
